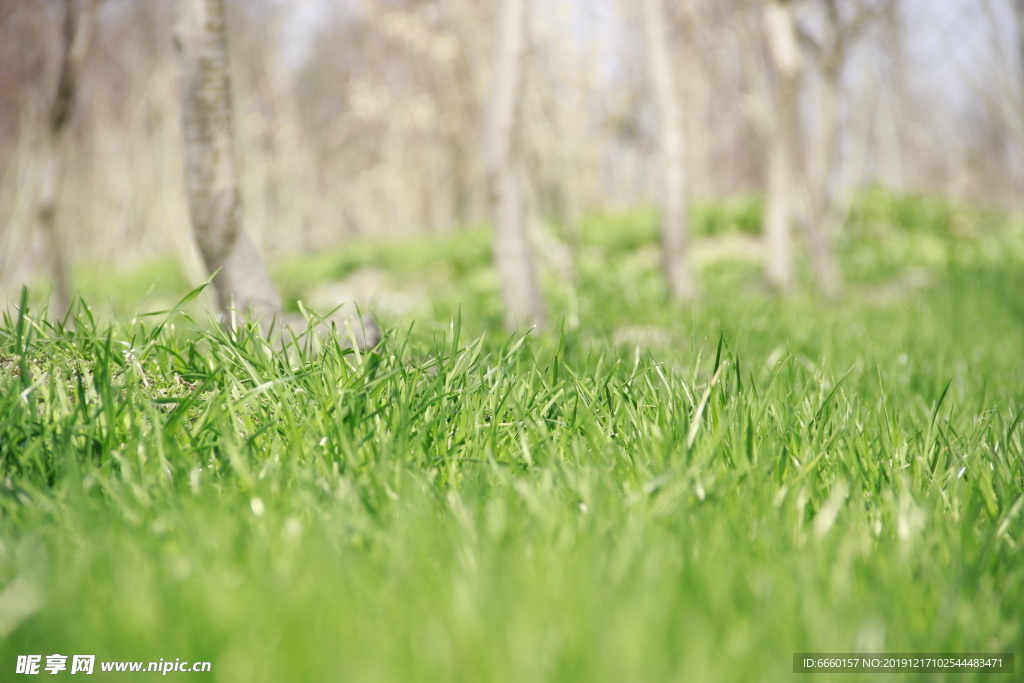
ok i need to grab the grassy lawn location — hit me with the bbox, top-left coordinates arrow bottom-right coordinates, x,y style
1,196 -> 1023,681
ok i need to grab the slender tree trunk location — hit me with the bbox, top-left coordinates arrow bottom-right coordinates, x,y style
175,0 -> 378,348
805,64 -> 842,298
643,0 -> 694,301
37,0 -> 99,320
484,0 -> 545,331
680,0 -> 709,198
1017,0 -> 1024,96
762,0 -> 801,293
879,2 -> 906,192
1017,0 -> 1024,199
807,72 -> 838,219
175,0 -> 280,326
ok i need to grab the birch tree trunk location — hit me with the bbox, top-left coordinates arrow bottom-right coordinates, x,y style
175,0 -> 280,327
643,0 -> 694,301
37,0 -> 99,320
484,0 -> 546,331
762,0 -> 801,293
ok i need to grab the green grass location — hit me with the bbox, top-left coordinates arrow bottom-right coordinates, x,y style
2,194 -> 1023,682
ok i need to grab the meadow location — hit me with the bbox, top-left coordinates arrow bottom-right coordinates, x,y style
1,194 -> 1023,681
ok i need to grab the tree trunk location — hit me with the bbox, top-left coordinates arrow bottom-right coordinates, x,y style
175,0 -> 378,348
175,0 -> 280,326
762,0 -> 801,293
643,0 -> 694,301
680,0 -> 709,198
1017,0 -> 1024,194
37,0 -> 100,320
1017,0 -> 1024,96
878,1 -> 906,192
805,63 -> 842,298
483,0 -> 545,331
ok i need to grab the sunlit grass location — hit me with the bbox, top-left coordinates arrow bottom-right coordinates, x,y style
1,195 -> 1023,681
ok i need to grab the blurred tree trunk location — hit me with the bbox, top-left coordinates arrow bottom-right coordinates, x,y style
800,0 -> 889,298
878,1 -> 906,192
1017,1 -> 1024,78
804,48 -> 842,299
37,0 -> 100,320
643,0 -> 694,301
762,0 -> 801,293
175,0 -> 280,328
484,0 -> 545,331
175,0 -> 377,348
1017,0 -> 1024,155
679,0 -> 710,199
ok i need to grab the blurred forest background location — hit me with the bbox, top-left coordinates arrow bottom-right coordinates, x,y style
1,0 -> 1022,322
